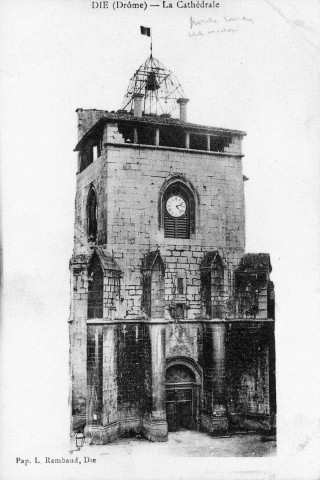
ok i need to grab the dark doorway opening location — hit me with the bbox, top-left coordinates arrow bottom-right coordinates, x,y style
166,364 -> 198,432
166,388 -> 193,431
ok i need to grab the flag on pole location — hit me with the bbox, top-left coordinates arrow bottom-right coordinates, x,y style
140,26 -> 151,37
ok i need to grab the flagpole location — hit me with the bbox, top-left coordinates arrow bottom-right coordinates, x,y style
150,29 -> 153,58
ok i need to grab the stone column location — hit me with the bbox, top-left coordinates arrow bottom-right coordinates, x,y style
91,324 -> 119,444
85,325 -> 103,441
133,93 -> 144,117
177,97 -> 190,122
212,323 -> 227,416
269,323 -> 276,430
201,322 -> 228,434
185,132 -> 190,149
133,127 -> 138,144
207,134 -> 210,151
143,324 -> 168,441
155,127 -> 160,147
69,263 -> 88,432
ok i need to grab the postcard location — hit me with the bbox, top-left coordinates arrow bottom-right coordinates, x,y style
1,1 -> 320,479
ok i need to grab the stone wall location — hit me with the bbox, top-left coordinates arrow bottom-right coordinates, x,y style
76,109 -> 108,140
81,319 -> 275,438
226,322 -> 275,431
102,325 -> 118,426
116,323 -> 152,421
166,322 -> 201,359
87,325 -> 103,426
73,128 -> 246,321
70,115 -> 275,442
105,142 -> 245,251
69,261 -> 88,430
84,322 -> 153,441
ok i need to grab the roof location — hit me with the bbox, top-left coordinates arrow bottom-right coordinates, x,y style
141,250 -> 164,271
70,253 -> 91,267
93,247 -> 121,272
200,251 -> 223,269
236,253 -> 272,273
74,112 -> 246,151
69,248 -> 121,272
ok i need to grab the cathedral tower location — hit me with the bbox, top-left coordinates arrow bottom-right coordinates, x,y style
69,53 -> 276,444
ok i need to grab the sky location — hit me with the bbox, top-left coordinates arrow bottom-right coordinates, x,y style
1,1 -> 320,479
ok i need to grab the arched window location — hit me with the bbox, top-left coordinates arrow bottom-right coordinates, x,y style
87,187 -> 97,241
88,254 -> 103,319
162,181 -> 195,239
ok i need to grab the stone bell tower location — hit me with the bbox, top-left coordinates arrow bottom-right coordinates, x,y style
69,53 -> 276,445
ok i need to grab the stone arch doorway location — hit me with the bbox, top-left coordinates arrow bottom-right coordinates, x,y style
165,358 -> 202,432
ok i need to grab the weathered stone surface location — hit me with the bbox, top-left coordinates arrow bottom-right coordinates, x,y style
70,107 -> 276,444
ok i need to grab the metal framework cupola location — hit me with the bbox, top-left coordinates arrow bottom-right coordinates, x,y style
121,54 -> 186,117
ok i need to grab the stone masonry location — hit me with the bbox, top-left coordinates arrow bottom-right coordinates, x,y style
69,62 -> 276,444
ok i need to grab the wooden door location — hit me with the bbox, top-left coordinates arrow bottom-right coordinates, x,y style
166,388 -> 193,431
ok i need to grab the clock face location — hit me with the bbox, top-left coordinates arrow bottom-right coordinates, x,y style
166,195 -> 187,218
